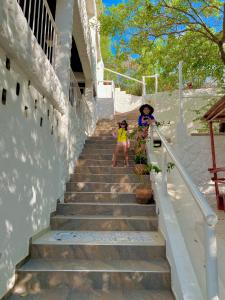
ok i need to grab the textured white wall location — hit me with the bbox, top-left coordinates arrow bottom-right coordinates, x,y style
147,89 -> 219,140
0,48 -> 63,296
114,88 -> 143,113
150,89 -> 225,192
97,98 -> 114,120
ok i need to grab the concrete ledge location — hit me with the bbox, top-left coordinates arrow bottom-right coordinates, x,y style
147,146 -> 204,300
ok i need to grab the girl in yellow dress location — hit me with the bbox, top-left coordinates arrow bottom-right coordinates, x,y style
112,120 -> 129,167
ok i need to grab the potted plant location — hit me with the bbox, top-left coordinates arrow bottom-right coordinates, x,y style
134,163 -> 161,204
134,153 -> 148,175
134,162 -> 175,204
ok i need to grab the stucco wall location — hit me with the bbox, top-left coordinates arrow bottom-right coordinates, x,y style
149,89 -> 225,193
147,89 -> 220,139
114,88 -> 143,113
0,48 -> 63,296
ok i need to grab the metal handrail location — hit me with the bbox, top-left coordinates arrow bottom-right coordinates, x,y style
150,125 -> 219,300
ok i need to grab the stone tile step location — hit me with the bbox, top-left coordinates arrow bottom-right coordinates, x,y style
83,144 -> 131,150
15,258 -> 171,290
69,174 -> 148,184
85,139 -> 117,144
9,288 -> 175,300
50,215 -> 158,231
64,192 -> 137,203
76,160 -> 135,167
81,148 -> 134,154
79,154 -> 135,160
73,166 -> 135,175
87,136 -> 116,141
31,230 -> 165,260
65,182 -> 146,193
56,203 -> 155,216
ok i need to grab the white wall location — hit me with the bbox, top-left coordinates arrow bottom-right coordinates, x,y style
114,87 -> 143,113
0,48 -> 63,296
149,89 -> 225,192
146,88 -> 219,140
97,98 -> 114,120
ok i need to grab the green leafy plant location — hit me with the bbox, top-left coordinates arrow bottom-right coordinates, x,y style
167,162 -> 175,173
134,154 -> 147,165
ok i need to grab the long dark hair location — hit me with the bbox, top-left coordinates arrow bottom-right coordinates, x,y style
118,120 -> 128,131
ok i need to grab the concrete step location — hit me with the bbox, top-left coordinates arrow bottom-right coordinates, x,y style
14,258 -> 171,291
79,154 -> 135,160
65,182 -> 145,193
81,148 -> 134,155
83,143 -> 127,150
10,288 -> 175,300
74,166 -> 135,175
69,174 -> 148,184
87,136 -> 115,141
31,230 -> 165,260
50,215 -> 158,231
64,192 -> 137,203
56,203 -> 155,216
76,159 -> 135,167
85,139 -> 116,144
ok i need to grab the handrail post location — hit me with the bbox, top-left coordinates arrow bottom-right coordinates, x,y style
149,125 -> 154,153
162,146 -> 168,195
205,224 -> 219,300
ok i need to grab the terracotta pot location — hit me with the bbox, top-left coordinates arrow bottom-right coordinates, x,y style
134,164 -> 149,175
135,184 -> 154,204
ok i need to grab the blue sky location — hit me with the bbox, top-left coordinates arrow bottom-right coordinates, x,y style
103,0 -> 121,6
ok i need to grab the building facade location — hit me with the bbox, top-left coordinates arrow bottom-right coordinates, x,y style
0,0 -> 103,297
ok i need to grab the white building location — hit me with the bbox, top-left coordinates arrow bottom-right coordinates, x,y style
0,0 -> 103,297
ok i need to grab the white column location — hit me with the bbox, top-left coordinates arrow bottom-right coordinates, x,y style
55,0 -> 74,98
175,61 -> 187,146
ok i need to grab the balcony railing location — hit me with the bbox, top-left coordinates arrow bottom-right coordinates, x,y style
69,70 -> 82,106
17,0 -> 59,68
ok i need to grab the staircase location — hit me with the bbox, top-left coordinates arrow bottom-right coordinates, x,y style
9,115 -> 175,299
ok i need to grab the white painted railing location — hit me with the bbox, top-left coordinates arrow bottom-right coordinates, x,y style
17,0 -> 59,68
69,70 -> 82,106
149,125 -> 219,300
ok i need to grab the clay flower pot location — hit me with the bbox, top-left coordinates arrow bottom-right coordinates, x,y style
134,164 -> 149,175
135,184 -> 154,204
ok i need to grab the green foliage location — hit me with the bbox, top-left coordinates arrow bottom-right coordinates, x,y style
134,154 -> 148,164
99,0 -> 225,93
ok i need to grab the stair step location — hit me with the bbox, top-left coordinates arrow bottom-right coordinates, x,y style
74,166 -> 135,174
83,144 -> 131,150
77,159 -> 135,167
64,192 -> 137,203
69,174 -> 148,184
31,230 -> 165,260
15,258 -> 171,290
66,182 -> 146,193
85,139 -> 116,144
56,203 -> 155,216
79,154 -> 135,160
81,149 -> 134,155
50,215 -> 157,231
87,136 -> 115,141
10,288 -> 175,300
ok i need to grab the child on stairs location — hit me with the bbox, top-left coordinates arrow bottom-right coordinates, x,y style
112,120 -> 130,167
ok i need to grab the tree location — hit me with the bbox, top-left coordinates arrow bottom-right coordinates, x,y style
99,0 -> 225,92
101,0 -> 225,63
